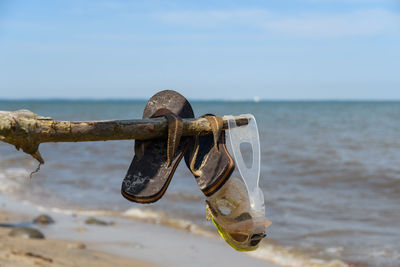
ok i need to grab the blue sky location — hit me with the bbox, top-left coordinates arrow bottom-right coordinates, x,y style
0,0 -> 399,100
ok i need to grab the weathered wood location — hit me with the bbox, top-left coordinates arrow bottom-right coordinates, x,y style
0,110 -> 248,164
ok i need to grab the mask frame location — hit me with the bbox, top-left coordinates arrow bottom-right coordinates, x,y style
223,114 -> 266,234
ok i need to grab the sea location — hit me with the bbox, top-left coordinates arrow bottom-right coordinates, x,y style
0,100 -> 399,266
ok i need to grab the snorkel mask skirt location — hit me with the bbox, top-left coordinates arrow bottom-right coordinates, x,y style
206,114 -> 271,251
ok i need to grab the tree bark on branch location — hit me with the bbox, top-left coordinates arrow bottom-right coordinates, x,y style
0,110 -> 248,164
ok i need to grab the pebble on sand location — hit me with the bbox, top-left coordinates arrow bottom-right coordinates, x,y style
33,214 -> 55,225
8,227 -> 45,239
85,217 -> 112,226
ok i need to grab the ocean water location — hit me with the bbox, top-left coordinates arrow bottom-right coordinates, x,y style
0,100 -> 399,266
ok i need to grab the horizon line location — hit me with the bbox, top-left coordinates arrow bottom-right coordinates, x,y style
1,98 -> 400,102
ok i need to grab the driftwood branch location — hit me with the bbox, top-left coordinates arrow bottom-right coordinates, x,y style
0,110 -> 248,164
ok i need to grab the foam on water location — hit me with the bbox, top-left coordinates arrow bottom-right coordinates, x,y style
0,168 -> 29,193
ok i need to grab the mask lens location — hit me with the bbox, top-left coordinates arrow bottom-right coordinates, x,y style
230,232 -> 250,243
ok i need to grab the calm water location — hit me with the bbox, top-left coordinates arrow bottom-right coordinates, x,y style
1,100 -> 399,266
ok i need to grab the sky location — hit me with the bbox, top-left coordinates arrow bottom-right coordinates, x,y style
0,0 -> 399,100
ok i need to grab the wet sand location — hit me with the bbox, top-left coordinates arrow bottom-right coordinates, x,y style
0,210 -> 154,267
0,194 -> 278,267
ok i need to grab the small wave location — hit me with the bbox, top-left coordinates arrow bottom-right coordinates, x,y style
123,208 -> 348,267
123,207 -> 213,237
0,167 -> 30,194
43,206 -> 118,216
251,244 -> 348,267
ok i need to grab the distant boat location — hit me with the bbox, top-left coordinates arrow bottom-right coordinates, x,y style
253,96 -> 260,103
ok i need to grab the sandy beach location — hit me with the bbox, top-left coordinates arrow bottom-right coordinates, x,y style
0,192 -> 280,267
0,209 -> 154,267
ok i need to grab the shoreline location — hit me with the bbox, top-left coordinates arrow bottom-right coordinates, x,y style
0,193 -> 278,267
0,209 -> 154,267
